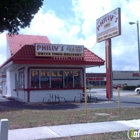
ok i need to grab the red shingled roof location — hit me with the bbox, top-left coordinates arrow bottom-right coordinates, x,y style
0,34 -> 104,68
0,45 -> 104,67
6,34 -> 51,55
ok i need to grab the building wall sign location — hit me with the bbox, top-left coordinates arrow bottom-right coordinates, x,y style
31,70 -> 79,77
87,77 -> 104,81
133,73 -> 139,77
30,69 -> 82,89
113,71 -> 140,79
96,8 -> 121,42
35,44 -> 84,57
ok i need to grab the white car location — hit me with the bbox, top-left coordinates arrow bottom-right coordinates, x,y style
134,87 -> 140,94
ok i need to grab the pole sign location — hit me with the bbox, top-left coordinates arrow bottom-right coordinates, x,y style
105,38 -> 113,100
35,44 -> 84,58
96,8 -> 121,42
96,8 -> 121,100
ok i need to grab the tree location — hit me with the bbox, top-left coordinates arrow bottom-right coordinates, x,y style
0,0 -> 43,34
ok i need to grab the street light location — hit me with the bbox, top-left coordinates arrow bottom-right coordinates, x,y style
129,21 -> 140,85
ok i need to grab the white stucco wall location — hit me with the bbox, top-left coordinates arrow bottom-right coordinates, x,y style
6,69 -> 11,97
2,81 -> 6,96
18,90 -> 27,102
30,89 -> 83,103
6,69 -> 16,97
10,70 -> 17,98
4,66 -> 27,98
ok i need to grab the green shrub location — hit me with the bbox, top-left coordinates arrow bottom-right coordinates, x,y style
122,85 -> 137,90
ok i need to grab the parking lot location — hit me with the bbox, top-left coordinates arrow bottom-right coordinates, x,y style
0,88 -> 140,110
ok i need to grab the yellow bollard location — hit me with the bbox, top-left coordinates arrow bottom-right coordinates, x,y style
117,87 -> 121,114
84,87 -> 88,115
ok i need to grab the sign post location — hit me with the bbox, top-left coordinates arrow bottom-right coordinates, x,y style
117,87 -> 121,114
105,38 -> 112,100
84,87 -> 88,115
96,7 -> 121,100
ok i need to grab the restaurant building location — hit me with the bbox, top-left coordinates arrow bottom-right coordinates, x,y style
0,34 -> 104,103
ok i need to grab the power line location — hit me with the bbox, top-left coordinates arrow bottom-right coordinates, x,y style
88,42 -> 97,49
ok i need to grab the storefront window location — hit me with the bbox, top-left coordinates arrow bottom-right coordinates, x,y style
15,73 -> 18,89
18,70 -> 25,88
74,70 -> 82,88
64,70 -> 73,88
51,70 -> 63,88
40,70 -> 50,88
30,69 -> 83,89
31,70 -> 39,88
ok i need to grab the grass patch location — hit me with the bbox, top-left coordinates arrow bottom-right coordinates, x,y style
0,107 -> 140,129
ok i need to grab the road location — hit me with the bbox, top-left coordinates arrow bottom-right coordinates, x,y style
0,89 -> 140,110
86,88 -> 140,109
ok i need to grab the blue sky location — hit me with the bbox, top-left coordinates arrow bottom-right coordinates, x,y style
0,0 -> 140,73
43,0 -> 73,18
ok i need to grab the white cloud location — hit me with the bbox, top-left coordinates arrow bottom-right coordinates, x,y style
69,25 -> 81,36
20,9 -> 82,45
0,33 -> 7,65
21,9 -> 66,36
71,0 -> 140,72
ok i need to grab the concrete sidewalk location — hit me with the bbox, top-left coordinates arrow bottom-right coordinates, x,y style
8,119 -> 140,140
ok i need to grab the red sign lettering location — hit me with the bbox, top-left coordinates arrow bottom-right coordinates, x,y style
87,77 -> 104,81
133,73 -> 139,77
97,15 -> 114,31
52,78 -> 62,82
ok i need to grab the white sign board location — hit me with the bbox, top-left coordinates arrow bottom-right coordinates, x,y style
96,8 -> 121,42
35,44 -> 84,57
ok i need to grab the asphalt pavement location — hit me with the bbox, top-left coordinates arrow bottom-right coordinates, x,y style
0,89 -> 140,110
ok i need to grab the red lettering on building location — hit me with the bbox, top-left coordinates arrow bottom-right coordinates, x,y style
52,78 -> 62,82
133,73 -> 139,77
87,77 -> 104,81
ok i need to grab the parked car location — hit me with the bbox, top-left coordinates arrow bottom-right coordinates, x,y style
134,87 -> 140,94
86,84 -> 92,90
112,84 -> 121,89
136,85 -> 140,87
